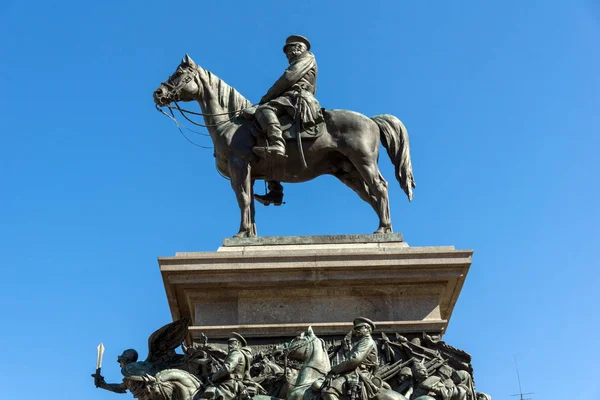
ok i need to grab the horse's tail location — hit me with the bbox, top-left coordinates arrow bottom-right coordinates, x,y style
371,114 -> 416,201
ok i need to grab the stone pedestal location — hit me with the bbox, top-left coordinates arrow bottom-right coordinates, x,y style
158,234 -> 472,342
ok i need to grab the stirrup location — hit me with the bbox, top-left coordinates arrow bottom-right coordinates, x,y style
254,193 -> 284,206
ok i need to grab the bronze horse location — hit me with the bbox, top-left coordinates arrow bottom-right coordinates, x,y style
153,55 -> 415,238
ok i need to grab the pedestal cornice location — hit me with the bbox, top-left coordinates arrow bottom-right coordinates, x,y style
159,235 -> 472,340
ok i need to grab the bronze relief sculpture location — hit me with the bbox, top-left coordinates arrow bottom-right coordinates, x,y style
92,319 -> 489,400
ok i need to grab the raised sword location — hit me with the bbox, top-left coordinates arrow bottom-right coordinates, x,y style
93,342 -> 105,387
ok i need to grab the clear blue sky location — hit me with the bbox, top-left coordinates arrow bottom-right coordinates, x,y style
1,1 -> 599,399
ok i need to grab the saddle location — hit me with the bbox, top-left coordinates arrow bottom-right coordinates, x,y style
241,107 -> 326,142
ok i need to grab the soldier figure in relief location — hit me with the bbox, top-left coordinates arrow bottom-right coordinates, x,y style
321,318 -> 381,400
394,367 -> 415,399
202,332 -> 254,400
93,349 -> 140,395
91,319 -> 197,400
253,35 -> 323,207
411,360 -> 457,400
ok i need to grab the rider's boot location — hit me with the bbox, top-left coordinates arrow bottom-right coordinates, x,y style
253,125 -> 286,158
254,181 -> 284,206
253,107 -> 286,158
254,191 -> 284,206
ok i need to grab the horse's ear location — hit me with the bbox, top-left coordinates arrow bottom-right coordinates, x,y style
299,332 -> 305,339
307,326 -> 314,336
185,53 -> 196,67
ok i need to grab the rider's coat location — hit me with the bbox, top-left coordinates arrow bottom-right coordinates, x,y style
260,51 -> 322,128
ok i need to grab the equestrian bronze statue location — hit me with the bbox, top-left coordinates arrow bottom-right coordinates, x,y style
153,35 -> 416,238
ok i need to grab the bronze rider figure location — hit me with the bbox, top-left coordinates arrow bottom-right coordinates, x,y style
253,35 -> 322,206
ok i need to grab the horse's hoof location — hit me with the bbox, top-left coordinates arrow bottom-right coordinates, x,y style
373,227 -> 393,234
233,230 -> 258,238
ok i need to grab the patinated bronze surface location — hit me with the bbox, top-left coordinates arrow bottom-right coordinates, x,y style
92,318 -> 490,400
92,318 -> 198,398
153,35 -> 416,238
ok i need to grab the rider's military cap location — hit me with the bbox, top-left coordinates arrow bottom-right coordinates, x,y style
283,35 -> 311,52
228,332 -> 247,347
353,317 -> 376,331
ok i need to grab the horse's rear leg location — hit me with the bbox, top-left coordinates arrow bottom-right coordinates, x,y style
229,156 -> 256,238
333,168 -> 378,217
350,157 -> 392,233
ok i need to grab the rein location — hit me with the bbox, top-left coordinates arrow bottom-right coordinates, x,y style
166,103 -> 251,118
169,102 -> 242,128
155,66 -> 255,150
160,66 -> 256,128
155,104 -> 213,149
155,105 -> 233,181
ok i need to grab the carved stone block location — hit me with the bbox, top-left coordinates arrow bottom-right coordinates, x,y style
158,234 -> 472,341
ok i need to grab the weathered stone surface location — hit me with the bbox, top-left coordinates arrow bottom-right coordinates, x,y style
159,236 -> 472,340
222,233 -> 403,247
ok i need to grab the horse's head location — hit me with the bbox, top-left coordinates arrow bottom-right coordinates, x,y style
153,54 -> 201,106
285,326 -> 331,382
285,326 -> 317,362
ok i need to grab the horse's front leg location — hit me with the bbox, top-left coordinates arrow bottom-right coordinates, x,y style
229,156 -> 256,238
250,179 -> 257,236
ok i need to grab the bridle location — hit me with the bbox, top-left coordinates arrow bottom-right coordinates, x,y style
284,334 -> 317,358
154,65 -> 259,155
282,334 -> 329,382
154,66 -> 232,151
157,66 -> 254,127
161,66 -> 196,103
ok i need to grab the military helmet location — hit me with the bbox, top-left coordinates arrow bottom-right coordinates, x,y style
228,332 -> 247,347
118,349 -> 139,364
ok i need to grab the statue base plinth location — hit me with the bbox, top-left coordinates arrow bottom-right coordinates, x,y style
159,234 -> 472,341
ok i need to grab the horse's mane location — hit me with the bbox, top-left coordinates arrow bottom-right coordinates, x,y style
196,66 -> 252,117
